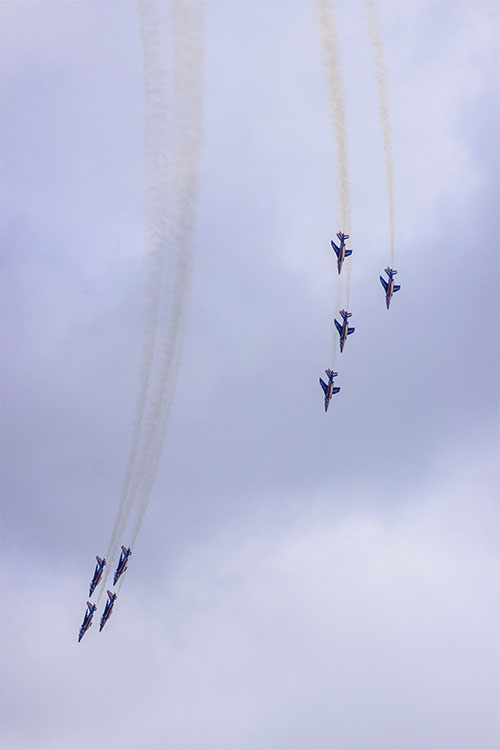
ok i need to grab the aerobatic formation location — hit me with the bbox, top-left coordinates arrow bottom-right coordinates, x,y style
318,232 -> 402,412
78,0 -> 400,640
316,0 -> 401,413
78,549 -> 131,642
77,0 -> 205,641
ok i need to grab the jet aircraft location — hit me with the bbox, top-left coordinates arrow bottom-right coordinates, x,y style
331,232 -> 352,274
89,555 -> 106,598
113,546 -> 132,586
380,267 -> 401,309
78,601 -> 97,643
99,590 -> 117,632
319,369 -> 341,412
334,310 -> 355,353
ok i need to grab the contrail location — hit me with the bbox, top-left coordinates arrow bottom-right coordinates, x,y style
365,0 -> 395,264
98,0 -> 204,597
312,0 -> 353,345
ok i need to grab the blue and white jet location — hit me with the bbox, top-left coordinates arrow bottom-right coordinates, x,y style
380,267 -> 401,309
113,546 -> 132,587
331,232 -> 352,274
78,601 -> 97,643
89,556 -> 106,598
99,590 -> 117,632
334,310 -> 355,353
319,369 -> 341,412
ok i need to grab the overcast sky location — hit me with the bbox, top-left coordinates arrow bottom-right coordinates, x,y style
1,1 -> 499,749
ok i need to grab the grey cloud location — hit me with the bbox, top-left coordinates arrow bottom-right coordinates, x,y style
1,1 -> 498,748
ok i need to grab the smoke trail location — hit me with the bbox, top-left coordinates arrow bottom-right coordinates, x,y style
102,1 -> 173,581
312,0 -> 353,346
313,0 -> 351,232
129,0 -> 204,546
97,0 -> 203,599
365,0 -> 395,263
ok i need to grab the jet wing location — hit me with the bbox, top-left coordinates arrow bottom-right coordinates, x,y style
319,378 -> 328,395
331,240 -> 340,257
334,319 -> 342,335
380,276 -> 388,291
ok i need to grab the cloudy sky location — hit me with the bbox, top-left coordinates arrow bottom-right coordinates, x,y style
1,1 -> 499,749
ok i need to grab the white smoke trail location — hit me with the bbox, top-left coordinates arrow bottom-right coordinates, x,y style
313,0 -> 351,232
365,0 -> 395,264
129,0 -> 204,546
312,0 -> 353,347
102,1 -> 173,581
98,0 -> 204,598
97,1 -> 173,600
